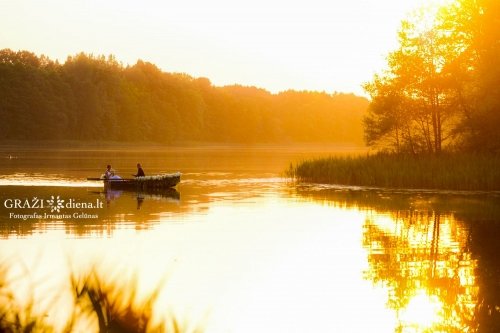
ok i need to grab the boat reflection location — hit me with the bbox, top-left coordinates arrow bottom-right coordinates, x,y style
101,187 -> 180,208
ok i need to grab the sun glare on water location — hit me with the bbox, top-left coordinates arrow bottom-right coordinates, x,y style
399,290 -> 444,330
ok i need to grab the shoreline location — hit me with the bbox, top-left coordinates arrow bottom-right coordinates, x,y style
288,152 -> 500,192
0,141 -> 367,153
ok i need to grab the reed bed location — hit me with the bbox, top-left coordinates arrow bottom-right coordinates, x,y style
0,264 -> 202,333
288,153 -> 500,191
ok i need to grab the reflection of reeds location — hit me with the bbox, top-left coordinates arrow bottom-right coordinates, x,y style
288,153 -> 500,191
0,263 -> 203,333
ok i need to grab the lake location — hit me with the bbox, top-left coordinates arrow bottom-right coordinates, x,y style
0,145 -> 499,332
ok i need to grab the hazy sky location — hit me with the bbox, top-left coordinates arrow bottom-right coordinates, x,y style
0,0 -> 447,95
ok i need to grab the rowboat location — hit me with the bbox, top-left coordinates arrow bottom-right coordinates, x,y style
88,173 -> 181,191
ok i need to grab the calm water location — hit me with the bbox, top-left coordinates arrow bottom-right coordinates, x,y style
0,146 -> 499,332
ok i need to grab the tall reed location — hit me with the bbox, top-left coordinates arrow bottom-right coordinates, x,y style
0,263 -> 203,333
287,153 -> 500,191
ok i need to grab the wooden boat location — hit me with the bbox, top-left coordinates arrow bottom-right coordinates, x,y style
88,173 -> 181,191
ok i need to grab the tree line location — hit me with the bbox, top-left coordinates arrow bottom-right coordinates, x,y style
363,0 -> 500,153
0,49 -> 368,144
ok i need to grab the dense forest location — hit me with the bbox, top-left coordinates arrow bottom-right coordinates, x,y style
0,50 -> 367,144
364,0 -> 500,153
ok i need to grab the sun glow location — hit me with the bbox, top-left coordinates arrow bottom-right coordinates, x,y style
399,291 -> 444,330
0,174 -> 101,187
0,0 -> 455,95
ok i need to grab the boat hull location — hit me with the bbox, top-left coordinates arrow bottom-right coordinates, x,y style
104,173 -> 181,191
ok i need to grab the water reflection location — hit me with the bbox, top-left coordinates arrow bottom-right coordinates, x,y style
1,146 -> 500,332
0,173 -> 101,187
100,187 -> 180,208
0,186 -> 182,237
297,187 -> 500,333
364,211 -> 475,332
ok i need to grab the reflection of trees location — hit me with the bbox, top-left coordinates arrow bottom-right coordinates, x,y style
295,186 -> 500,216
466,219 -> 500,333
296,186 -> 500,332
363,210 -> 476,332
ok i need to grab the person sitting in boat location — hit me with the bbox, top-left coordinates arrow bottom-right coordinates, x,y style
109,170 -> 122,180
134,163 -> 145,177
104,165 -> 113,179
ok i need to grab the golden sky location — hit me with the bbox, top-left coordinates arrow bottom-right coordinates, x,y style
0,0 -> 449,95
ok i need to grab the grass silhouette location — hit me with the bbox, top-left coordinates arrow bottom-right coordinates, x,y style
0,262 -> 203,333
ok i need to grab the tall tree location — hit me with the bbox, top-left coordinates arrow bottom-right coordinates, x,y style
364,0 -> 499,153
